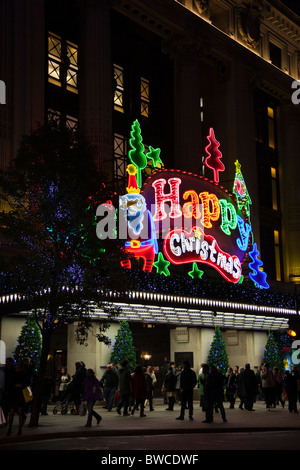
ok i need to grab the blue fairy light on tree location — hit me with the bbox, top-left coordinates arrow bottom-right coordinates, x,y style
207,326 -> 229,374
109,320 -> 136,371
13,313 -> 42,373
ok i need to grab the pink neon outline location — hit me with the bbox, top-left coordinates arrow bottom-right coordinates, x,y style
163,226 -> 241,283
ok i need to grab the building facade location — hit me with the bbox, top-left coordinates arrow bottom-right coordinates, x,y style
1,0 -> 300,386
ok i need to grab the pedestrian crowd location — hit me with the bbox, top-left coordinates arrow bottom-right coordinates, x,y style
1,356 -> 300,435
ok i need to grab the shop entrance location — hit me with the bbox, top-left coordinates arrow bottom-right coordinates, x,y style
130,322 -> 171,395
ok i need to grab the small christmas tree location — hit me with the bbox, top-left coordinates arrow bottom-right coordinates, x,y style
110,320 -> 136,371
204,128 -> 225,183
262,332 -> 284,374
14,313 -> 42,373
232,159 -> 252,220
207,326 -> 229,374
248,242 -> 269,289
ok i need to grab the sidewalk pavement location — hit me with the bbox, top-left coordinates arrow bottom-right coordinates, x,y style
1,399 -> 300,446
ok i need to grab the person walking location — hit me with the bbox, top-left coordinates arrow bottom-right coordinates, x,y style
3,357 -> 15,424
273,367 -> 285,408
99,364 -> 119,412
211,366 -> 227,422
58,367 -> 71,401
71,361 -> 87,414
198,365 -> 205,411
239,364 -> 258,411
261,363 -> 276,410
6,363 -> 29,436
176,365 -> 182,404
131,365 -> 147,417
284,370 -> 298,413
160,359 -> 170,405
164,364 -> 177,411
176,361 -> 197,421
116,360 -> 132,416
236,367 -> 245,410
256,366 -> 264,400
200,363 -> 214,423
82,369 -> 102,427
145,366 -> 156,411
225,367 -> 237,409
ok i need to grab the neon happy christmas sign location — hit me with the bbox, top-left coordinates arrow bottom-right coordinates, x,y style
105,121 -> 268,288
141,169 -> 249,284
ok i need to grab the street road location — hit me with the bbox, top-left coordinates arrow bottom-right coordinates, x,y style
1,430 -> 300,451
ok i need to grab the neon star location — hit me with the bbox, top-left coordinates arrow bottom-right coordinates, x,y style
234,159 -> 242,172
188,262 -> 204,279
153,252 -> 170,276
146,146 -> 162,168
194,227 -> 202,240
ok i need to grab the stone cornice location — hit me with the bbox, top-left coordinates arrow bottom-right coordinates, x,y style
262,1 -> 300,42
112,0 -> 296,98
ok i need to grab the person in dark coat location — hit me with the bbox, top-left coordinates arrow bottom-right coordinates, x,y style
239,363 -> 258,411
3,357 -> 15,423
99,364 -> 119,411
116,360 -> 132,416
176,361 -> 197,421
145,366 -> 156,412
164,365 -> 177,411
211,365 -> 227,422
200,363 -> 214,423
225,367 -> 237,409
131,365 -> 147,417
82,369 -> 102,427
6,363 -> 29,436
72,361 -> 87,414
160,359 -> 170,405
284,370 -> 298,413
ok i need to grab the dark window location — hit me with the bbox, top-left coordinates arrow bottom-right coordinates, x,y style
269,42 -> 282,69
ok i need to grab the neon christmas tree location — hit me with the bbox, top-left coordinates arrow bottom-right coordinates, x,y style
233,159 -> 252,219
204,128 -> 225,183
128,120 -> 147,188
248,242 -> 269,289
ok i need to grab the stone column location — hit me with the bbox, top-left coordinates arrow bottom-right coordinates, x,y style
164,32 -> 207,172
0,0 -> 45,168
79,0 -> 113,174
279,102 -> 300,283
0,0 -> 12,173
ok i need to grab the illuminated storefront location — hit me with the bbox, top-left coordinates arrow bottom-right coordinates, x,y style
1,0 -> 300,377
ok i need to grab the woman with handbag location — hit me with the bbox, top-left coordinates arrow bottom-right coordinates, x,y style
82,369 -> 102,427
6,363 -> 29,436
